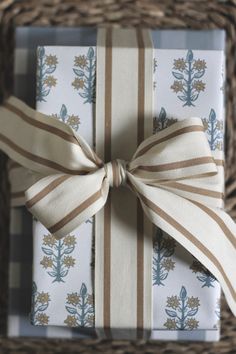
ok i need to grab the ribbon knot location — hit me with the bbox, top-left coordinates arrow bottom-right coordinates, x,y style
104,159 -> 127,188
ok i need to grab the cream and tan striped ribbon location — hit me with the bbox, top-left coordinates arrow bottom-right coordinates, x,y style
0,29 -> 236,330
95,28 -> 153,338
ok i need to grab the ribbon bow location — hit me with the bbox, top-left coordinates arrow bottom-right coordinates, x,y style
1,97 -> 236,317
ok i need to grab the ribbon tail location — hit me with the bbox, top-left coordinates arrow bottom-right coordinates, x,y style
25,169 -> 109,239
128,174 -> 236,317
9,163 -> 45,206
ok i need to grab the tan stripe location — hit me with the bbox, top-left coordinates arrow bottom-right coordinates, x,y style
104,194 -> 111,336
190,199 -> 236,249
164,181 -> 224,199
135,125 -> 204,158
4,101 -> 79,146
26,175 -> 71,209
215,159 -> 224,167
137,156 -> 214,172
11,191 -> 25,199
48,187 -> 103,235
0,133 -> 87,175
137,192 -> 236,302
136,28 -> 144,333
111,160 -> 118,187
103,28 -> 112,334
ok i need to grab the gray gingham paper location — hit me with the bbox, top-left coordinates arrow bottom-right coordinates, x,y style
8,26 -> 225,340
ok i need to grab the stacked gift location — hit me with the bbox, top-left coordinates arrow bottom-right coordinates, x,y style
4,27 -> 231,341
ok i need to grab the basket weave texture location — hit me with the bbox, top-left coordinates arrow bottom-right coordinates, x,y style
0,0 -> 236,352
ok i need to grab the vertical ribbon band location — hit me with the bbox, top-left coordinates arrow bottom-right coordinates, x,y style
95,28 -> 153,338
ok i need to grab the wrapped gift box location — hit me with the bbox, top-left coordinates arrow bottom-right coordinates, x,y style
29,28 -> 225,341
8,28 -> 224,340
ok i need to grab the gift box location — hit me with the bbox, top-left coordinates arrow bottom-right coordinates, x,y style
27,28 -> 225,341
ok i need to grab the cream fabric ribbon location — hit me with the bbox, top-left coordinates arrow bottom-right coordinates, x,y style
0,96 -> 236,319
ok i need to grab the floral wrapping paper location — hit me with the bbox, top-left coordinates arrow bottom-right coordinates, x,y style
9,27 -> 225,340
32,41 -> 225,340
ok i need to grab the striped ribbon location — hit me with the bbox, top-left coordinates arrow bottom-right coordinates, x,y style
0,29 -> 235,334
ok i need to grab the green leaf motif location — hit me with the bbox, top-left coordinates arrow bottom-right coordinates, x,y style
172,72 -> 184,80
60,104 -> 67,120
180,285 -> 187,300
73,68 -> 84,77
41,247 -> 53,255
186,49 -> 193,62
66,306 -> 77,314
166,309 -> 177,318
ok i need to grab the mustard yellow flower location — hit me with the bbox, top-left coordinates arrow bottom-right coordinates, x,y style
64,235 -> 77,247
166,295 -> 180,310
87,314 -> 95,327
192,80 -> 205,92
37,292 -> 50,304
162,259 -> 175,272
173,58 -> 186,71
186,318 -> 199,330
216,120 -> 223,131
87,294 -> 94,306
40,256 -> 53,269
193,59 -> 206,71
67,293 -> 80,306
45,54 -> 58,67
44,75 -> 57,87
67,115 -> 80,128
43,234 -> 56,247
187,296 -> 200,309
164,318 -> 177,330
72,77 -> 85,90
74,55 -> 88,68
171,80 -> 184,93
215,141 -> 223,150
36,313 -> 49,325
63,256 -> 75,268
64,315 -> 77,327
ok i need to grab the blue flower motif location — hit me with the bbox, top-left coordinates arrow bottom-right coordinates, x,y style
171,50 -> 206,107
36,47 -> 58,102
72,47 -> 96,104
64,283 -> 94,327
153,229 -> 176,286
164,286 -> 200,330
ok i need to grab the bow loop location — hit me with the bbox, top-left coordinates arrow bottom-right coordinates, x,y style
129,117 -> 217,183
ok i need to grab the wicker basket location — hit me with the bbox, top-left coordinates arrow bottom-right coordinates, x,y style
0,1 -> 236,352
